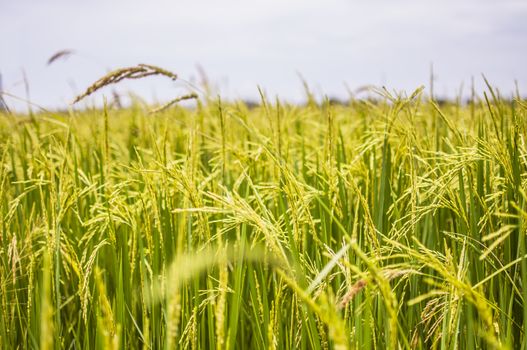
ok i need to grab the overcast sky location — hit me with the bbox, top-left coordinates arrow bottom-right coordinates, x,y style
1,0 -> 526,111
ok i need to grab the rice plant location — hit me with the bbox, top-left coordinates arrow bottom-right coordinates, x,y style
0,75 -> 526,349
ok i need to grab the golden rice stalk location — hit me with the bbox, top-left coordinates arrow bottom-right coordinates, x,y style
72,64 -> 178,104
337,279 -> 367,309
149,93 -> 198,114
47,49 -> 74,65
338,268 -> 415,309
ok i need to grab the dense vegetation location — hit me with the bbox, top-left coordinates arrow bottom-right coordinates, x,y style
1,86 -> 526,349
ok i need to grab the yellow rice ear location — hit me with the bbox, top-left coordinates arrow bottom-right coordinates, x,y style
72,64 -> 179,104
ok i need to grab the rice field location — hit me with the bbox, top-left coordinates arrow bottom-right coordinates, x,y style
1,81 -> 526,349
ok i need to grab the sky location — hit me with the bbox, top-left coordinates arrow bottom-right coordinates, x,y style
1,0 -> 526,111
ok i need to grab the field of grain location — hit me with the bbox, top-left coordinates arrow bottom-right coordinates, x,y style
0,85 -> 526,349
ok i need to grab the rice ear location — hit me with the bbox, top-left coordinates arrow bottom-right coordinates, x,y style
72,64 -> 179,104
149,93 -> 198,114
47,49 -> 74,65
